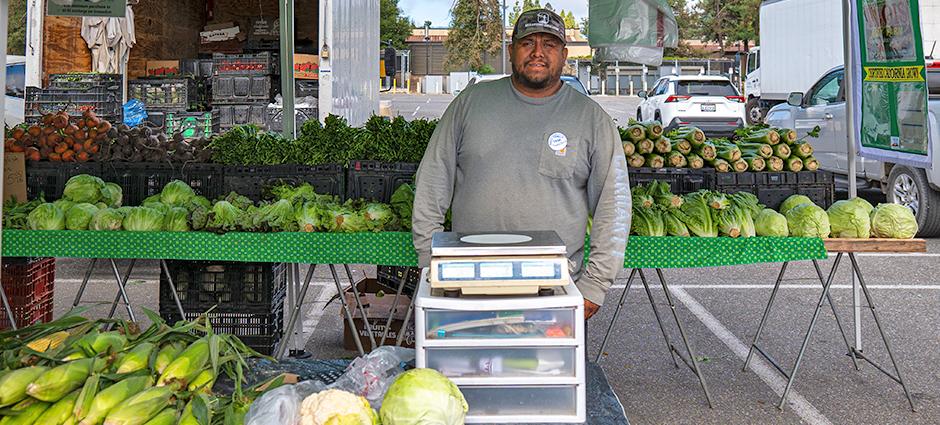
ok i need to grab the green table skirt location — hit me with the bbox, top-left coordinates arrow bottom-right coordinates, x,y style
1,230 -> 826,269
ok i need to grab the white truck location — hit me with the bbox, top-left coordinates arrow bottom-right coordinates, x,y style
744,0 -> 940,124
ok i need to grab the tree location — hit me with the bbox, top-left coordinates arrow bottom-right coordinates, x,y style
560,10 -> 577,29
445,0 -> 504,71
507,0 -> 542,26
665,0 -> 702,57
380,0 -> 415,49
8,0 -> 26,55
580,17 -> 589,39
696,0 -> 759,53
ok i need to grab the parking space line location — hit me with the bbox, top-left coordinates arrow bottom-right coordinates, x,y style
611,284 -> 940,289
669,286 -> 834,425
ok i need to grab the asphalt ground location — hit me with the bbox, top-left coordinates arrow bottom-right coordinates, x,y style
34,93 -> 940,424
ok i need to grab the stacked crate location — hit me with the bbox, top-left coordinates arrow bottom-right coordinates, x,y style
0,258 -> 55,330
212,53 -> 277,131
27,73 -> 123,124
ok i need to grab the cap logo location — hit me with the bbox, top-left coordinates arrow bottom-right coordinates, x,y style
537,12 -> 549,24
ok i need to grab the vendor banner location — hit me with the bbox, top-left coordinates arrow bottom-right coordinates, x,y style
851,0 -> 932,167
47,0 -> 126,17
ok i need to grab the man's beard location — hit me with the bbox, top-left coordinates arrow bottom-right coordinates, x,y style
512,61 -> 558,90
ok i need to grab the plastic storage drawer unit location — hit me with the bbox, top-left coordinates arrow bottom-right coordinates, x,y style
415,270 -> 586,423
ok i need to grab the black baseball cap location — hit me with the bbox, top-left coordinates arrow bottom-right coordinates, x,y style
512,9 -> 567,45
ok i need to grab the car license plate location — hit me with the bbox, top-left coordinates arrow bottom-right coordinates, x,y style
701,104 -> 716,112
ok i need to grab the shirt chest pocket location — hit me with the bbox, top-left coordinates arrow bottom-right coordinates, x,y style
537,132 -> 581,179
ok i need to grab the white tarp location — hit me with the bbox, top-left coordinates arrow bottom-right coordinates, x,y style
589,0 -> 678,66
81,0 -> 136,74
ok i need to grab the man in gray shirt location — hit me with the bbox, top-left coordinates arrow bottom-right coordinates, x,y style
412,9 -> 631,319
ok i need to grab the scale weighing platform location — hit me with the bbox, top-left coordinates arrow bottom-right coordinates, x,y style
417,231 -> 586,423
429,231 -> 571,296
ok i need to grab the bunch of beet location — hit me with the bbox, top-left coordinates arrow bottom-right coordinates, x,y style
5,110 -> 115,162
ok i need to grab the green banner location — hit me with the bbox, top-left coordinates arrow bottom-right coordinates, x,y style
855,0 -> 930,161
47,0 -> 126,17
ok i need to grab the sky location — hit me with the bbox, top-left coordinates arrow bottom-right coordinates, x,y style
398,0 -> 588,27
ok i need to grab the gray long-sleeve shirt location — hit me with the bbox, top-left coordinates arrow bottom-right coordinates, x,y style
412,77 -> 631,305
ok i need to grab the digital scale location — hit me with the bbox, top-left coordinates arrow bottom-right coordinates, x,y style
429,231 -> 571,296
417,231 -> 586,423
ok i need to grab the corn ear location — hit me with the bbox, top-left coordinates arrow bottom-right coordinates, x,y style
26,331 -> 70,352
115,342 -> 155,374
73,373 -> 100,421
90,332 -> 127,355
157,339 -> 209,389
78,375 -> 153,425
27,358 -> 103,402
140,408 -> 177,425
187,369 -> 215,393
152,342 -> 184,375
0,366 -> 49,406
34,390 -> 80,425
1,398 -> 51,425
102,386 -> 174,425
177,401 -> 199,425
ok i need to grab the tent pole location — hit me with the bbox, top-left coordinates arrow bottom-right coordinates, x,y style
280,0 -> 296,139
842,0 -> 862,351
0,0 -> 9,274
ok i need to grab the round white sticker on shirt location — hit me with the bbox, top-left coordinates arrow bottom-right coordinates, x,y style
548,132 -> 568,151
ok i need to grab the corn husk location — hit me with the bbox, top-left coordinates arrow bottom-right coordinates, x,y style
78,375 -> 153,425
140,408 -> 177,425
27,358 -> 103,402
2,397 -> 51,425
157,339 -> 209,389
34,390 -> 79,425
152,342 -> 185,375
115,342 -> 155,374
0,366 -> 49,406
103,386 -> 174,425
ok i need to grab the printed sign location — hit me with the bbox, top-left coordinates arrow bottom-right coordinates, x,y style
47,0 -> 126,17
852,0 -> 931,166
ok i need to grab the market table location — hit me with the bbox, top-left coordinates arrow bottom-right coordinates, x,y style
743,238 -> 925,412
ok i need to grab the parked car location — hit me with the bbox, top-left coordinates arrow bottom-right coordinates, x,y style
636,75 -> 746,137
5,55 -> 25,126
561,75 -> 588,95
765,65 -> 940,235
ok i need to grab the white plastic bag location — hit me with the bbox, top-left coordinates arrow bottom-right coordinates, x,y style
244,380 -> 327,425
329,346 -> 415,410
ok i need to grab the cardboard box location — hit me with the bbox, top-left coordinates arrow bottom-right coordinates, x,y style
294,54 -> 319,80
146,60 -> 180,77
3,153 -> 26,203
342,278 -> 415,350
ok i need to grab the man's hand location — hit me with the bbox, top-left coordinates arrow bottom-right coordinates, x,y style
584,300 -> 600,320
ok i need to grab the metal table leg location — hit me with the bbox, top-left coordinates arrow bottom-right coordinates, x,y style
331,265 -> 376,351
276,264 -> 316,359
595,268 -> 637,362
159,260 -> 186,320
776,253 -> 843,409
654,268 -> 714,408
329,265 -> 367,356
0,280 -> 17,330
812,259 -> 859,371
744,262 -> 789,371
639,269 -> 680,369
848,253 -> 916,412
107,259 -> 137,322
378,267 -> 411,347
72,258 -> 98,307
395,292 -> 417,347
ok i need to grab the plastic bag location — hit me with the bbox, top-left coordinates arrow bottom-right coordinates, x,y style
244,380 -> 326,425
329,346 -> 415,410
589,0 -> 678,65
243,347 -> 415,425
123,99 -> 147,126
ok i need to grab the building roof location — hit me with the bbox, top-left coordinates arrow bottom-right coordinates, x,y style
407,28 -> 588,44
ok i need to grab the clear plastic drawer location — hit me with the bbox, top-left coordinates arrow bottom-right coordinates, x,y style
425,308 -> 576,340
461,385 -> 578,417
425,346 -> 576,378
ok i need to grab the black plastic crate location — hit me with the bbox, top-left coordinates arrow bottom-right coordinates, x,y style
216,104 -> 269,131
223,164 -> 344,201
25,162 -> 103,200
180,59 -> 214,78
159,309 -> 283,355
164,111 -> 220,139
266,107 -> 316,133
243,39 -> 280,51
177,163 -> 225,201
376,265 -> 421,297
48,73 -> 122,92
212,75 -> 273,104
212,52 -> 276,75
24,86 -> 122,123
346,161 -> 418,203
160,260 -> 287,314
295,80 -> 318,98
712,170 -> 835,210
128,78 -> 199,110
101,162 -> 176,206
628,167 -> 715,195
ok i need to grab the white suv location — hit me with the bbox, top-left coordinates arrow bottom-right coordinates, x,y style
637,75 -> 746,137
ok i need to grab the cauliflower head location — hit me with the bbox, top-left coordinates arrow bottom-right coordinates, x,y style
299,389 -> 378,425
